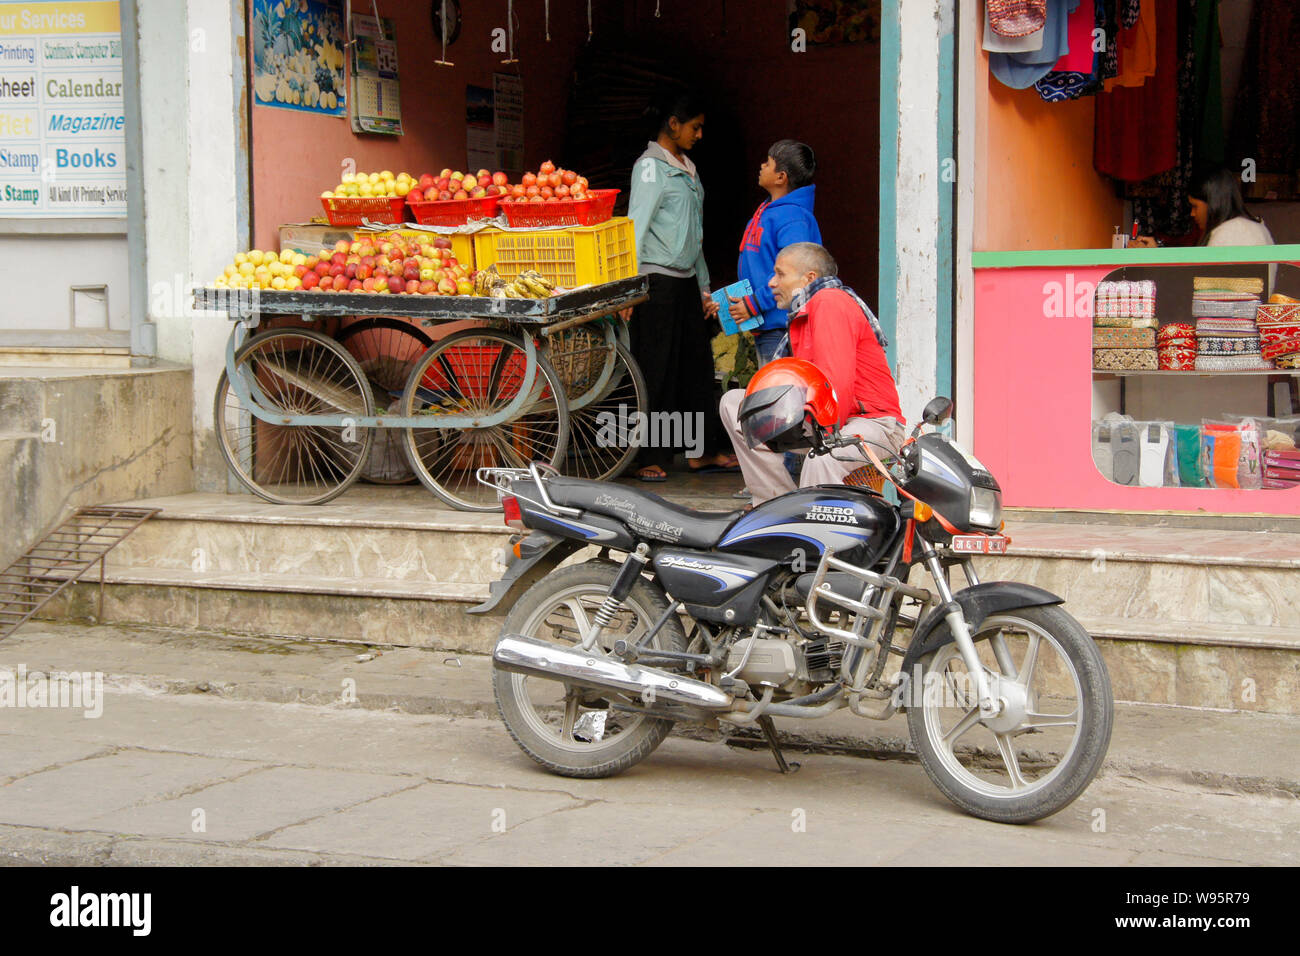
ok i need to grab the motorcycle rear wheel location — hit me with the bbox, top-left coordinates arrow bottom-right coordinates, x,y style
905,605 -> 1113,824
493,561 -> 687,778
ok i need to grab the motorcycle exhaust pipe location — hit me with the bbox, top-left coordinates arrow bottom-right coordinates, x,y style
494,633 -> 734,711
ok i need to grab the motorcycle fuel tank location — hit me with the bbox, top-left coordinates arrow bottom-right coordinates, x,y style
715,486 -> 900,567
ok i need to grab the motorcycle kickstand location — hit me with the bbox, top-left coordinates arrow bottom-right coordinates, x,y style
757,715 -> 800,774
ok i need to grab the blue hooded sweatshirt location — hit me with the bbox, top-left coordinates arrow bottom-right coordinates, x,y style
736,184 -> 822,332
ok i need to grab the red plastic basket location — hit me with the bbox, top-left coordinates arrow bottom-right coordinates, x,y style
498,189 -> 619,228
320,196 -> 408,226
406,195 -> 503,227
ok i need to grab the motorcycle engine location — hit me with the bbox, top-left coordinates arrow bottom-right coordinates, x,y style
725,635 -> 845,694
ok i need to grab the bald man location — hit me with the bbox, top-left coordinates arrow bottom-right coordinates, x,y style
719,242 -> 906,504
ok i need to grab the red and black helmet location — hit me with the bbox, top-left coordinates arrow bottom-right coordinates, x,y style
738,358 -> 839,451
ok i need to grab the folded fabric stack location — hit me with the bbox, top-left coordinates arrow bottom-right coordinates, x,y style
1094,280 -> 1157,369
1192,277 -> 1269,370
1194,317 -> 1270,371
1263,448 -> 1300,489
1156,322 -> 1196,370
1256,303 -> 1300,368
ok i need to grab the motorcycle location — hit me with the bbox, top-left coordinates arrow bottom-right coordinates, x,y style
469,395 -> 1113,824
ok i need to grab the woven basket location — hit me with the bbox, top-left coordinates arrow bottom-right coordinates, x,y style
843,464 -> 886,493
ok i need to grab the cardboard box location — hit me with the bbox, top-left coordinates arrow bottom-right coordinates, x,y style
278,222 -> 356,256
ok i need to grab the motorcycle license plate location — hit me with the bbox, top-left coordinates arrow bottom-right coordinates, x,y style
950,534 -> 1009,554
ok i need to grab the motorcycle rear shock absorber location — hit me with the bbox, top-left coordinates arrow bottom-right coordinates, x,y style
583,545 -> 650,648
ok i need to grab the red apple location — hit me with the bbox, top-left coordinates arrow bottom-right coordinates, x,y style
444,257 -> 459,269
300,271 -> 319,290
492,171 -> 509,187
315,261 -> 332,276
470,186 -> 487,198
477,174 -> 492,188
334,240 -> 350,254
437,278 -> 457,295
418,173 -> 436,190
386,275 -> 404,294
433,236 -> 452,249
438,168 -> 452,179
436,190 -> 451,201
294,264 -> 309,278
403,279 -> 418,294
356,264 -> 372,280
318,275 -> 334,291
348,279 -> 363,291
304,255 -> 320,271
416,280 -> 436,295
453,189 -> 469,200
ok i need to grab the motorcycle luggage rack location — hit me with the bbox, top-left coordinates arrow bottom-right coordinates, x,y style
804,547 -> 934,649
474,462 -> 581,516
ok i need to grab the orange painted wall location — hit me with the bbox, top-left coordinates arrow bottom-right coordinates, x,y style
974,48 -> 1124,251
249,0 -> 587,251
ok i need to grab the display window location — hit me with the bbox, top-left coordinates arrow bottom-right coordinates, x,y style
971,0 -> 1300,516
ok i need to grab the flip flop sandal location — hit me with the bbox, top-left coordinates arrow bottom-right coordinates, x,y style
636,467 -> 667,482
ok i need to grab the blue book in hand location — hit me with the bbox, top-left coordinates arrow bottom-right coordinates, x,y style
713,279 -> 762,336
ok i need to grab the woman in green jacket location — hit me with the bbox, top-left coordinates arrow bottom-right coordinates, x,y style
624,92 -> 736,481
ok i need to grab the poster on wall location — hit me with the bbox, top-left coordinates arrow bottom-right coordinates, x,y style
466,84 -> 494,172
349,13 -> 401,135
786,0 -> 881,46
251,0 -> 346,116
0,0 -> 126,218
493,72 -> 523,174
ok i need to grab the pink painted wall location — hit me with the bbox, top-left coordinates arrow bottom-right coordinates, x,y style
974,48 -> 1124,252
250,0 -> 588,251
973,264 -> 1300,515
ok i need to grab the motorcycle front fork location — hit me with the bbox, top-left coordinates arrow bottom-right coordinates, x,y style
919,550 -> 1005,719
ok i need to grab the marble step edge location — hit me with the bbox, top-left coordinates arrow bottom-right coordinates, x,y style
125,506 -> 513,536
124,514 -> 1300,572
89,567 -> 489,603
75,569 -> 1300,652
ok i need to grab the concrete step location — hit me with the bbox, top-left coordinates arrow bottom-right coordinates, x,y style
31,487 -> 1300,714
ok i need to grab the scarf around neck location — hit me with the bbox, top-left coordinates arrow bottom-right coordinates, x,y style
788,275 -> 889,348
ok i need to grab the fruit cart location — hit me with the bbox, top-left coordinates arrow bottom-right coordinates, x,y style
193,276 -> 648,512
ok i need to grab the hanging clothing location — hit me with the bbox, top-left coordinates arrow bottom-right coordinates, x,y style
1094,0 -> 1177,180
1104,0 -> 1156,91
987,0 -> 1049,37
1035,0 -> 1118,101
1054,0 -> 1097,71
1115,0 -> 1198,237
1231,0 -> 1300,176
989,0 -> 1080,90
1192,0 -> 1224,171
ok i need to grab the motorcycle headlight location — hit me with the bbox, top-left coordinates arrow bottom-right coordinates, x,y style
969,487 -> 1001,530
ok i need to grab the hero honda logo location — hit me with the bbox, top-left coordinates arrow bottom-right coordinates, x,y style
802,504 -> 860,525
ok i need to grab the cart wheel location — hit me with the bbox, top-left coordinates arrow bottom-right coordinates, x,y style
214,328 -> 375,505
556,334 -> 647,481
335,317 -> 434,485
399,328 -> 569,512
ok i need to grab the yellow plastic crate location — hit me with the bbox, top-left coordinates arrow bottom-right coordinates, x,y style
473,217 -> 637,289
353,228 -> 475,270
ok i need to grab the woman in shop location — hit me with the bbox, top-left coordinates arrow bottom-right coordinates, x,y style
1189,168 -> 1275,247
622,91 -> 737,482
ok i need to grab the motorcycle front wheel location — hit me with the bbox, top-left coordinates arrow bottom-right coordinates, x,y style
493,561 -> 687,779
905,605 -> 1113,824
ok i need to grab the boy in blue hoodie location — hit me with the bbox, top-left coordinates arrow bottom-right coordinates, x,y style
730,140 -> 821,365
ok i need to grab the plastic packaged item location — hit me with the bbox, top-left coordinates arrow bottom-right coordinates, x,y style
1138,422 -> 1176,487
1112,422 -> 1139,485
1201,419 -> 1263,489
1173,424 -> 1208,487
1092,421 -> 1115,480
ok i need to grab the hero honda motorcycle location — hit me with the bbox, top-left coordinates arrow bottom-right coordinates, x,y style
469,396 -> 1113,824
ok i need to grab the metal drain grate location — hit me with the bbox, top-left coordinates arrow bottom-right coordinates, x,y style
0,506 -> 160,640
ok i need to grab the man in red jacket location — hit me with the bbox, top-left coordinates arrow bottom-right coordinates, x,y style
719,242 -> 906,503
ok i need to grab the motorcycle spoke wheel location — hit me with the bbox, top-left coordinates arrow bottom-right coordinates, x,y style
492,562 -> 687,778
906,606 -> 1112,824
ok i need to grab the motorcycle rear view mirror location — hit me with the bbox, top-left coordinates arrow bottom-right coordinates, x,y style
922,396 -> 954,426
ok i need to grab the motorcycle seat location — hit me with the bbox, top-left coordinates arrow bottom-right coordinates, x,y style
521,476 -> 742,549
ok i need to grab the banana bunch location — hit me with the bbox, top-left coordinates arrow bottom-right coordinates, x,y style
476,266 -> 557,299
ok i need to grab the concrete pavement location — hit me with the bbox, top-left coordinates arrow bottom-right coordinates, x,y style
0,621 -> 1296,865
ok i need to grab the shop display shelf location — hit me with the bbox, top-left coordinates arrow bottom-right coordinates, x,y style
498,189 -> 619,228
474,217 -> 637,289
319,196 -> 409,226
1093,369 -> 1300,377
406,196 -> 502,227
